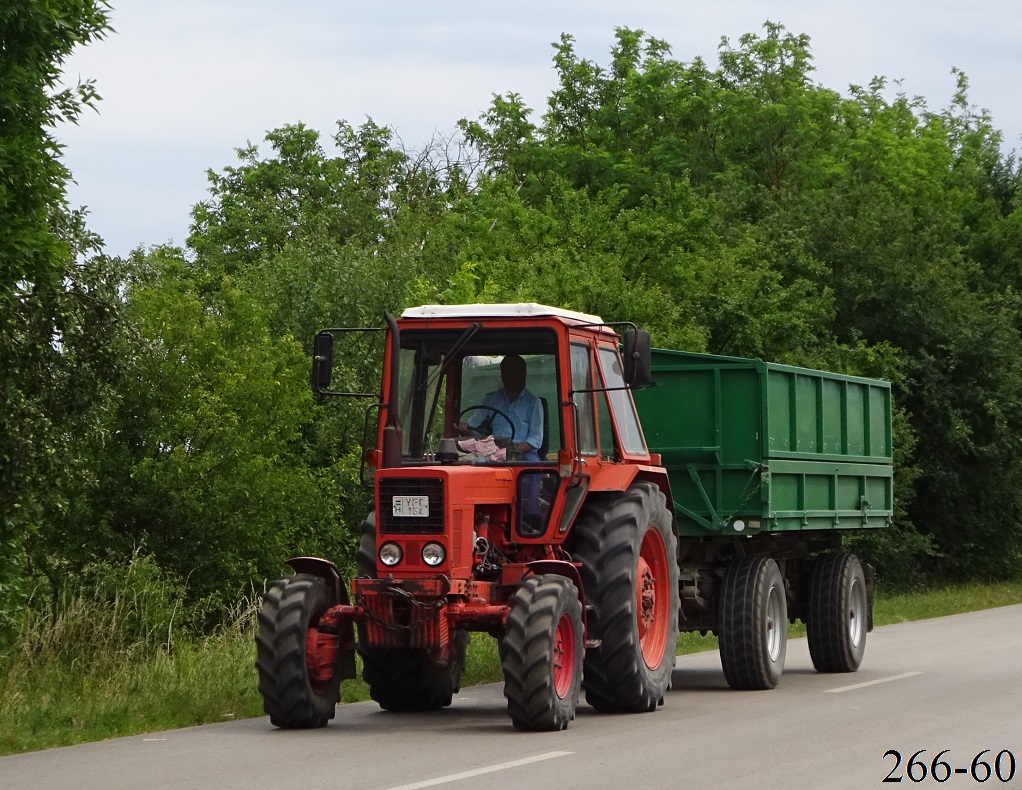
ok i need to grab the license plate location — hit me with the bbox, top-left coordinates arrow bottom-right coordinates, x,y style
392,495 -> 429,517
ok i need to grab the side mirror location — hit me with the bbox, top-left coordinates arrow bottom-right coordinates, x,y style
311,332 -> 334,393
623,329 -> 653,389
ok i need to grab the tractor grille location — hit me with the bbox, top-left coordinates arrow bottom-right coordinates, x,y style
378,477 -> 445,534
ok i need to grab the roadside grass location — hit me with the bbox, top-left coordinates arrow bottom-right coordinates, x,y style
0,633 -> 266,755
1,579 -> 1019,756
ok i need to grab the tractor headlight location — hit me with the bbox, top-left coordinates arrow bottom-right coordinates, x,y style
421,542 -> 446,567
379,542 -> 403,567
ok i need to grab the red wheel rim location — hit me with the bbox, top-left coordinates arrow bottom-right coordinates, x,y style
552,612 -> 575,698
636,526 -> 670,669
306,622 -> 337,693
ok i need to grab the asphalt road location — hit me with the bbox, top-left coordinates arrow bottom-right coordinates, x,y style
3,605 -> 1020,790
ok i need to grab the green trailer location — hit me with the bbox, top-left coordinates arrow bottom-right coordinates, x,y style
633,348 -> 893,537
632,348 -> 891,684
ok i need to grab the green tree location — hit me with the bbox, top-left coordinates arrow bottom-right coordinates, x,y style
50,247 -> 351,612
457,24 -> 1022,581
0,1 -> 113,627
172,23 -> 1022,586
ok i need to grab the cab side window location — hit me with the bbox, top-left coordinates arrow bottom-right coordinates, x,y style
570,343 -> 597,456
597,346 -> 648,456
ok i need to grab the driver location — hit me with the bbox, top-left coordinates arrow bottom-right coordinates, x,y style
460,354 -> 543,461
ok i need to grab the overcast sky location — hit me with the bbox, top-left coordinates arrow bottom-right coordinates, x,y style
58,1 -> 1022,258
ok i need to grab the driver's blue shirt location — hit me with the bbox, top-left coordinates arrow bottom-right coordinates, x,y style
469,387 -> 543,461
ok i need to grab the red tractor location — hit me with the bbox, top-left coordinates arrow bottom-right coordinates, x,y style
256,303 -> 680,731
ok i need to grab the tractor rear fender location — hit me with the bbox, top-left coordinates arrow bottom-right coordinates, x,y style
585,465 -> 675,521
526,559 -> 588,634
286,556 -> 350,606
634,467 -> 675,520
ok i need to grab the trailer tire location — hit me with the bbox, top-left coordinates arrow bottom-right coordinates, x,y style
807,552 -> 867,673
355,512 -> 468,711
719,557 -> 787,690
501,574 -> 583,731
256,574 -> 340,728
569,481 -> 680,713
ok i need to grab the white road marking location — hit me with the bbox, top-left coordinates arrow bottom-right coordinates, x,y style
384,751 -> 574,790
142,738 -> 167,742
825,671 -> 923,693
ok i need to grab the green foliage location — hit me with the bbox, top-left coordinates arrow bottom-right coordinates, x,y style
74,247 -> 348,607
170,23 -> 1022,584
13,552 -> 183,665
0,0 -> 114,632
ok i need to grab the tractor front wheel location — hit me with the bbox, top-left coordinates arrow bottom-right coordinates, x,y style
255,574 -> 340,728
360,632 -> 469,712
501,574 -> 584,731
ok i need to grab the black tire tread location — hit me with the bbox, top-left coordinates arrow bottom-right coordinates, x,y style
807,552 -> 867,673
255,574 -> 339,728
569,481 -> 680,712
360,631 -> 469,712
719,557 -> 787,690
501,574 -> 583,731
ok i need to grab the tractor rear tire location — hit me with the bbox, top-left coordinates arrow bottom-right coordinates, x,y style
501,574 -> 584,731
718,556 -> 787,690
806,552 -> 868,673
355,511 -> 468,711
256,574 -> 340,728
569,481 -> 680,713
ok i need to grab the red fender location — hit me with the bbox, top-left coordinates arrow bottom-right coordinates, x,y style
286,556 -> 350,606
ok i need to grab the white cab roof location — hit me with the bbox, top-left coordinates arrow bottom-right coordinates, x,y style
401,303 -> 604,324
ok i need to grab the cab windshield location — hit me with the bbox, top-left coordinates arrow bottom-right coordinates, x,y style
395,327 -> 560,464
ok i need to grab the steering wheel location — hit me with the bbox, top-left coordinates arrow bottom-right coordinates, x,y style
457,405 -> 517,444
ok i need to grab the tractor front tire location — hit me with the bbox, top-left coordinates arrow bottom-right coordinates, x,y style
806,552 -> 868,673
501,574 -> 584,731
256,574 -> 340,728
570,481 -> 680,713
718,556 -> 787,690
360,633 -> 469,712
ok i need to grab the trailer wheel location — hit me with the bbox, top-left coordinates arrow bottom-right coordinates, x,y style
501,574 -> 583,731
256,574 -> 340,728
719,557 -> 787,690
355,512 -> 468,711
569,481 -> 680,712
807,552 -> 867,673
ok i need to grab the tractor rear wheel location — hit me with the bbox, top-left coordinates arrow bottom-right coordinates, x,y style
569,481 -> 680,712
501,574 -> 583,731
718,556 -> 787,690
355,512 -> 468,711
255,574 -> 340,728
806,552 -> 868,673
